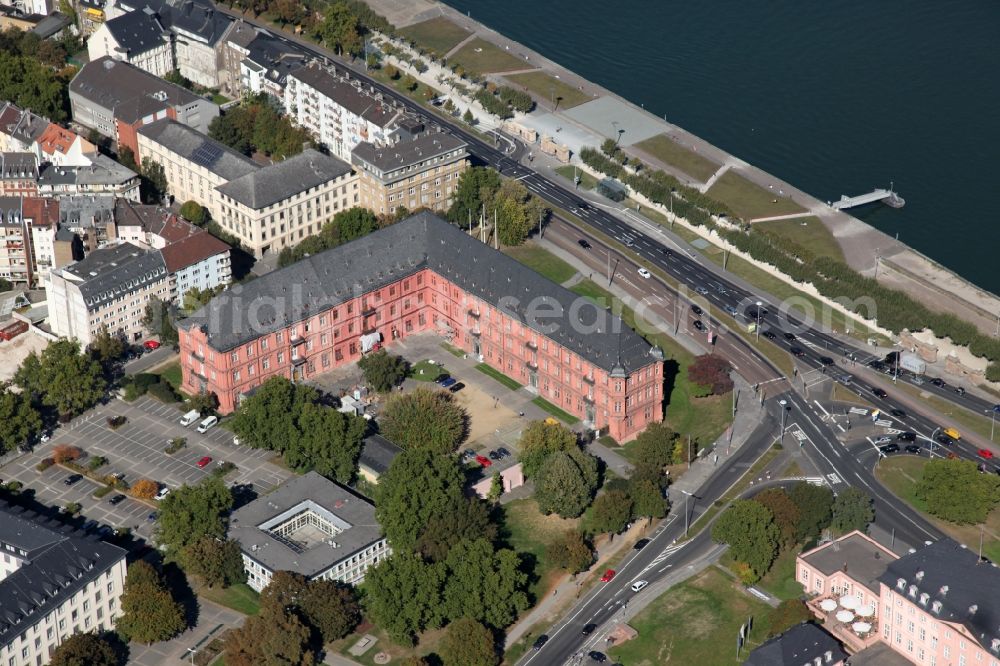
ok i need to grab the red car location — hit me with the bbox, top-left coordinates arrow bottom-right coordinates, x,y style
978,449 -> 994,460
600,569 -> 616,582
475,455 -> 492,467
196,456 -> 213,468
143,340 -> 161,351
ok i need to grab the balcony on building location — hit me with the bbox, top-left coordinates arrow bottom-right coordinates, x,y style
582,374 -> 596,385
468,327 -> 481,337
525,358 -> 538,370
191,350 -> 204,362
291,354 -> 307,365
290,333 -> 306,346
467,307 -> 480,319
525,339 -> 538,350
583,393 -> 595,404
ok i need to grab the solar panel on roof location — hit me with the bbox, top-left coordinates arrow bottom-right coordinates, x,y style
190,142 -> 223,167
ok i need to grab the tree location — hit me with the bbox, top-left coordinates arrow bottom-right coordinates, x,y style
87,328 -> 124,366
142,296 -> 178,345
225,605 -> 315,666
443,539 -> 529,628
789,482 -> 834,541
831,487 -> 875,533
131,478 -> 159,500
916,458 -> 1000,524
463,108 -> 475,124
754,488 -> 801,547
767,600 -> 812,638
363,552 -> 446,645
358,349 -> 408,392
52,444 -> 81,463
0,389 -> 41,453
490,178 -> 545,246
416,495 -> 496,562
534,448 -> 600,518
711,500 -> 780,584
139,157 -> 167,203
118,145 -> 138,172
687,354 -> 734,395
600,138 -> 620,159
187,391 -> 219,416
164,69 -> 192,89
0,51 -> 70,121
0,277 -> 11,292
320,1 -> 362,56
181,537 -> 246,588
156,475 -> 234,555
447,166 -> 501,227
117,561 -> 186,644
300,579 -> 360,643
517,420 -> 578,478
14,339 -> 106,418
376,449 -> 491,556
178,200 -> 208,226
384,64 -> 399,79
589,489 -> 633,538
402,74 -> 418,92
48,632 -> 117,666
546,529 -> 593,573
628,476 -> 669,521
439,618 -> 498,666
629,422 -> 677,472
380,387 -> 467,454
182,285 -> 224,313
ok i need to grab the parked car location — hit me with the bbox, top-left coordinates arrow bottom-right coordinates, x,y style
488,450 -> 501,461
108,494 -> 126,505
142,340 -> 161,351
154,486 -> 170,500
440,377 -> 458,389
588,651 -> 607,663
475,455 -> 492,467
904,445 -> 921,454
434,375 -> 452,385
879,443 -> 900,454
463,448 -> 476,458
578,239 -> 591,249
147,512 -> 158,522
637,267 -> 651,279
497,447 -> 511,458
692,320 -> 705,331
600,569 -> 616,582
196,456 -> 213,468
896,432 -> 917,442
935,434 -> 955,446
533,635 -> 549,650
633,538 -> 650,550
63,474 -> 83,486
690,304 -> 703,315
931,377 -> 946,387
196,416 -> 218,433
448,382 -> 465,393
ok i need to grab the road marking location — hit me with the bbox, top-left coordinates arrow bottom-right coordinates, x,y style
813,400 -> 831,418
826,473 -> 843,485
849,407 -> 870,415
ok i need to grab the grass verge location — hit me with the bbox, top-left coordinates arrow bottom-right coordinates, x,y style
475,363 -> 522,390
756,217 -> 845,262
440,342 -> 465,358
504,243 -> 578,284
894,381 -> 998,442
408,359 -> 446,381
608,567 -> 773,665
198,583 -> 260,616
450,37 -> 527,75
501,498 -> 579,602
531,397 -> 579,424
875,456 -> 1000,562
555,165 -> 598,190
633,134 -> 720,183
706,170 -> 806,219
756,547 -> 802,601
504,71 -> 591,109
398,16 -> 471,56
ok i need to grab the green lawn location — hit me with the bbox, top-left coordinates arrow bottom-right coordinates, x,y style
211,93 -> 230,105
894,381 -> 998,443
152,361 -> 183,391
531,397 -> 580,424
608,567 -> 774,665
555,165 -> 599,191
876,457 -> 1000,563
501,498 -> 580,602
198,583 -> 260,616
409,359 -> 446,381
504,71 -> 591,109
756,547 -> 802,601
399,16 -> 472,56
633,134 -> 720,183
440,341 -> 466,358
505,243 -> 578,285
756,217 -> 845,262
475,363 -> 522,390
450,38 -> 527,75
706,171 -> 807,220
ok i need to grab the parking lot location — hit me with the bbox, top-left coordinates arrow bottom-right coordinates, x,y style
0,396 -> 292,540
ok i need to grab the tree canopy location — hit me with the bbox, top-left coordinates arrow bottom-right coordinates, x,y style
179,200 -> 208,226
224,604 -> 315,666
277,207 -> 379,267
629,422 -> 678,472
534,448 -> 600,518
711,499 -> 780,583
589,489 -> 633,537
754,488 -> 801,547
0,388 -> 42,453
156,475 -> 234,556
439,618 -> 499,666
180,537 -> 246,588
320,1 -> 362,55
363,551 -> 447,645
117,561 -> 186,644
380,386 -> 467,454
516,419 -> 578,478
546,529 -> 593,573
0,49 -> 71,121
230,376 -> 366,482
916,458 -> 1000,525
142,296 -> 178,346
831,487 -> 875,533
14,339 -> 106,418
358,349 -> 408,392
788,481 -> 834,541
442,539 -> 529,629
259,571 -> 360,644
209,93 -> 312,160
48,632 -> 117,666
687,354 -> 734,395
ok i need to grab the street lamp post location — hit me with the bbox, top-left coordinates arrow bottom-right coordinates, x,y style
779,399 -> 788,444
929,427 -> 940,458
755,301 -> 763,342
681,489 -> 694,537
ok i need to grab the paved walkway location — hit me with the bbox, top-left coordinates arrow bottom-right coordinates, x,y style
127,598 -> 242,666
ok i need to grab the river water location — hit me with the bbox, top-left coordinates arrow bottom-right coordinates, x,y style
441,0 -> 1000,294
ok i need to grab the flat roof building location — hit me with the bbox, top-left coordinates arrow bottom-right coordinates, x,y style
228,471 -> 389,592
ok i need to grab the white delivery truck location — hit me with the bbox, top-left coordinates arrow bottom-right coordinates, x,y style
899,352 -> 926,375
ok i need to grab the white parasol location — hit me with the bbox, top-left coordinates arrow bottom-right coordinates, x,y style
852,621 -> 873,633
856,604 -> 876,617
836,610 -> 856,623
820,599 -> 838,612
839,595 -> 859,610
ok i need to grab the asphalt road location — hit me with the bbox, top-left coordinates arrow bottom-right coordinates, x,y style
520,415 -> 780,666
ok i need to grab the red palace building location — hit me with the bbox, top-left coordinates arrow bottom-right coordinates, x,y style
178,212 -> 665,441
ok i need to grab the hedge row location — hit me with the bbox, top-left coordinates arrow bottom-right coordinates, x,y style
578,147 -> 1000,381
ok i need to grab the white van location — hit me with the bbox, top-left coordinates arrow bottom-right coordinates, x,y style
179,410 -> 200,427
630,580 -> 649,593
196,415 -> 218,433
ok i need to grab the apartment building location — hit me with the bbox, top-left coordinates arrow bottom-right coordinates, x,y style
228,472 -> 390,592
35,123 -> 97,168
36,155 -> 140,201
352,129 -> 468,215
284,64 -> 404,161
0,502 -> 128,666
0,153 -> 38,196
0,104 -> 48,154
0,196 -> 59,286
743,622 -> 846,666
70,57 -> 219,156
215,148 -> 357,257
216,20 -> 306,99
797,532 -> 1000,666
87,9 -> 173,77
178,212 -> 664,441
47,242 -> 169,345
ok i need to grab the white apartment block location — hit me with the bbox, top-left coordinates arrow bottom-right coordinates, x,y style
0,503 -> 128,666
284,64 -> 403,162
87,11 -> 174,78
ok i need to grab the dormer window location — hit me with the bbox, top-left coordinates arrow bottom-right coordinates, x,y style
940,585 -> 949,596
916,570 -> 925,581
991,638 -> 1000,652
920,593 -> 930,606
896,578 -> 906,590
909,585 -> 918,598
932,601 -> 943,614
